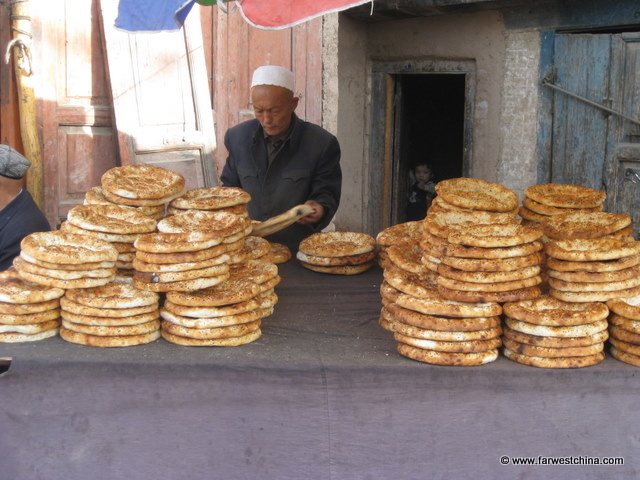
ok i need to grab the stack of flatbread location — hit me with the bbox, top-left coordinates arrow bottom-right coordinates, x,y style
132,210 -> 250,293
435,223 -> 545,303
100,164 -> 185,212
519,183 -> 606,225
60,204 -> 157,281
429,177 -> 520,216
502,296 -> 608,368
168,186 -> 250,218
59,283 -> 161,347
297,231 -> 377,275
14,231 -> 118,289
607,296 -> 640,366
545,238 -> 640,302
161,260 -> 280,346
84,187 -> 165,221
375,221 -> 423,269
0,270 -> 64,343
379,270 -> 503,366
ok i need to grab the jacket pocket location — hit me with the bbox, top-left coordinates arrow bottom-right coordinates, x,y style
281,169 -> 310,183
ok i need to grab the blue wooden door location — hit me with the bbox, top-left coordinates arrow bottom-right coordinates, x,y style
552,33 -> 640,238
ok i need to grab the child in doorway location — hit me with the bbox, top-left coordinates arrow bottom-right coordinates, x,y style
406,162 -> 436,221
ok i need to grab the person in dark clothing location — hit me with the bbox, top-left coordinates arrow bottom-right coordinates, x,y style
0,145 -> 50,270
406,163 -> 436,221
220,65 -> 341,251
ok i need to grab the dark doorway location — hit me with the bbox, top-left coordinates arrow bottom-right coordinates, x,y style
391,73 -> 466,223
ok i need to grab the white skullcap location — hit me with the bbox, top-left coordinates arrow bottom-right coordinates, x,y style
251,65 -> 294,92
0,145 -> 30,179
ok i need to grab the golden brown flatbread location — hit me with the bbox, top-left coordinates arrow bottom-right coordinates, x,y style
607,296 -> 640,320
60,327 -> 160,347
395,293 -> 502,318
67,204 -> 157,234
161,319 -> 260,340
169,187 -> 250,210
543,212 -> 632,240
21,231 -> 119,265
609,346 -> 640,367
167,279 -> 262,307
0,327 -> 59,343
437,264 -> 541,283
441,252 -> 543,272
394,332 -> 501,352
546,254 -> 640,273
160,308 -> 262,328
62,319 -> 160,336
300,261 -> 374,275
437,285 -> 542,303
445,240 -> 544,260
376,221 -> 423,248
503,296 -> 608,326
545,238 -> 640,261
435,177 -> 518,212
299,231 -> 376,257
161,328 -> 261,346
503,348 -> 604,368
397,343 -> 499,366
524,183 -> 605,209
65,282 -> 159,308
157,210 -> 244,239
265,242 -> 291,264
446,223 -> 543,248
101,164 -> 185,200
502,324 -> 608,348
383,303 -> 500,332
505,317 -> 607,337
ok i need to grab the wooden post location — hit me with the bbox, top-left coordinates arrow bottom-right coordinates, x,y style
7,0 -> 43,207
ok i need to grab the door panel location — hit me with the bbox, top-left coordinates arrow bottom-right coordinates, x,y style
99,0 -> 217,187
551,34 -> 612,189
37,0 -> 116,227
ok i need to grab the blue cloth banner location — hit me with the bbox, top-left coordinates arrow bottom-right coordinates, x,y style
115,0 -> 196,32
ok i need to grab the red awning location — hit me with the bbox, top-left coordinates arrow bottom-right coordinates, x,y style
237,0 -> 372,29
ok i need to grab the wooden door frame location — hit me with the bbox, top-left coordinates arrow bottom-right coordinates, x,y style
368,59 -> 476,233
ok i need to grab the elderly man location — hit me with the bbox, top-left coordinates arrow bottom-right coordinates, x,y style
0,145 -> 50,270
220,65 -> 342,251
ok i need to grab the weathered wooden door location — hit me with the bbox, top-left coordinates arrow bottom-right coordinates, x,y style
551,33 -> 640,237
36,0 -> 117,227
203,6 -> 323,173
99,0 -> 217,191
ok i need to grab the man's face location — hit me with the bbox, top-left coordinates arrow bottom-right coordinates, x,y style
251,85 -> 299,138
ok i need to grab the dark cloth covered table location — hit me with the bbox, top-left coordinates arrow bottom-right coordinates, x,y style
1,263 -> 638,480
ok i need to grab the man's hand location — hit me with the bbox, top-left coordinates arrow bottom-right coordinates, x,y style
297,200 -> 324,225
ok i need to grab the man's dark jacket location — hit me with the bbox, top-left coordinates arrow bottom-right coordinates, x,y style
220,114 -> 341,250
0,189 -> 50,270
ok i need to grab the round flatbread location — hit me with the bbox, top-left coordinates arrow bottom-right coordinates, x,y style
163,298 -> 261,318
60,327 -> 160,347
383,267 -> 438,299
447,223 -> 543,248
296,249 -> 377,267
59,221 -> 143,243
383,304 -> 500,332
397,343 -> 499,366
437,264 -> 541,284
60,297 -> 158,318
424,210 -> 519,239
524,183 -> 606,209
134,263 -> 229,284
395,292 -> 501,318
437,274 -> 542,292
503,296 -> 608,326
376,221 -> 423,248
503,348 -> 604,368
548,275 -> 640,292
504,317 -> 607,337
19,251 -> 115,271
134,232 -> 224,254
394,332 -> 501,352
547,265 -> 640,284
61,309 -> 159,326
67,204 -> 157,234
0,309 -> 60,326
0,298 -> 59,315
437,285 -> 542,303
161,319 -> 260,340
546,254 -> 640,273
167,279 -> 261,307
169,186 -> 250,210
609,346 -> 640,367
607,296 -> 640,320
522,197 -> 602,216
435,178 -> 518,212
543,212 -> 632,240
243,236 -> 271,260
16,269 -> 114,289
608,314 -> 640,334
133,254 -> 229,273
504,337 -> 604,358
0,327 -> 59,343
265,242 -> 291,264
545,238 -> 640,261
300,261 -> 374,275
386,243 -> 425,274
21,231 -> 118,264
0,319 -> 60,334
0,275 -> 64,304
85,187 -> 166,216
62,319 -> 160,336
101,164 -> 185,200
157,210 -> 244,239
229,260 -> 278,284
160,308 -> 262,328
13,256 -> 116,280
550,285 -> 640,302
380,281 -> 402,303
441,252 -> 543,272
299,231 -> 376,257
65,283 -> 159,308
502,324 -> 608,348
445,240 -> 544,260
609,325 -> 640,344
609,337 -> 640,357
161,328 -> 261,346
518,206 -> 550,223
133,273 -> 229,293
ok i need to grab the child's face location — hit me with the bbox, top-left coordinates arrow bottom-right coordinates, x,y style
414,165 -> 432,183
